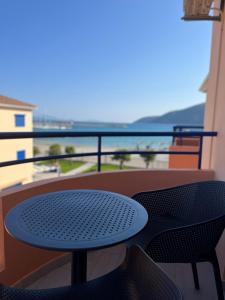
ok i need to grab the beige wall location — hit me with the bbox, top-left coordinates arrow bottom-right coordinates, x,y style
0,107 -> 32,132
0,107 -> 33,190
203,1 -> 225,174
203,0 -> 225,278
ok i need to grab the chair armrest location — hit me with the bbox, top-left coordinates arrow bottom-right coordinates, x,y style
146,217 -> 225,263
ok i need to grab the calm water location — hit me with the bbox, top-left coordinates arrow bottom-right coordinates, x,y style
34,123 -> 174,150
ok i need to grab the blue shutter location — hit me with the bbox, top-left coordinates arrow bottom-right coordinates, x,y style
17,150 -> 25,160
15,114 -> 25,127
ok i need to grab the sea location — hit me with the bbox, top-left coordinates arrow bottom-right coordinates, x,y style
34,123 -> 174,150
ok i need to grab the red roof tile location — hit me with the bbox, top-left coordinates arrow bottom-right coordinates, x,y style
0,95 -> 36,109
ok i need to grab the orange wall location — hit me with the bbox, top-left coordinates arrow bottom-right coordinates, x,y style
174,137 -> 200,147
0,200 -> 4,272
0,170 -> 214,285
169,146 -> 199,169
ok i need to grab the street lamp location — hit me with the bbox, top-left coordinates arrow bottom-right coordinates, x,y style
182,0 -> 224,21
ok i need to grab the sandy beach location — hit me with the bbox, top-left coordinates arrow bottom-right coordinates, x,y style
34,142 -> 169,169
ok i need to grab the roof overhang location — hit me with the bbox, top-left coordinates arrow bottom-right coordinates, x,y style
0,103 -> 37,111
182,0 -> 224,21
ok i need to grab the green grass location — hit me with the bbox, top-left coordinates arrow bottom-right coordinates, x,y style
59,160 -> 85,173
84,163 -> 135,173
37,160 -> 85,173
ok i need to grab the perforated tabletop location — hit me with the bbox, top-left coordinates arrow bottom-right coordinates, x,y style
5,190 -> 148,251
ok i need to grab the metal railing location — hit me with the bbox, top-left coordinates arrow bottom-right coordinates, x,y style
0,131 -> 217,171
173,125 -> 204,132
172,126 -> 204,145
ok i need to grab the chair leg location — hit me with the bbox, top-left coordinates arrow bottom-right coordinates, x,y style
210,251 -> 224,300
191,263 -> 200,290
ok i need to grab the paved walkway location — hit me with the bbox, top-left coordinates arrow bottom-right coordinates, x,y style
33,162 -> 95,181
61,162 -> 95,176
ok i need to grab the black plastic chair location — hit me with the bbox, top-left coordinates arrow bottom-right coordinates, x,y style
131,180 -> 225,300
1,246 -> 182,300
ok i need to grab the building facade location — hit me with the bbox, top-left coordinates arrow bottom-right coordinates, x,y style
0,95 -> 36,190
201,0 -> 225,277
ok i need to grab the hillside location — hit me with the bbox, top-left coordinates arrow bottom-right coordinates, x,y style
135,103 -> 205,125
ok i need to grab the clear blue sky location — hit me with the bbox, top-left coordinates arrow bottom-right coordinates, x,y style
0,1 -> 212,123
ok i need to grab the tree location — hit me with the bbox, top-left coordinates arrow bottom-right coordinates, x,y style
65,145 -> 75,155
48,144 -> 61,156
140,146 -> 155,168
48,144 -> 62,174
65,145 -> 76,165
33,145 -> 40,157
112,149 -> 131,170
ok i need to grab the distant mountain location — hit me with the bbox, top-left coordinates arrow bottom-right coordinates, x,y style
33,112 -> 128,128
135,103 -> 205,125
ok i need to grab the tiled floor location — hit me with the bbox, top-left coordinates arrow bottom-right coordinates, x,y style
160,262 -> 220,299
27,244 -> 224,300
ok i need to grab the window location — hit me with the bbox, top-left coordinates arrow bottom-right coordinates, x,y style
17,150 -> 25,160
15,114 -> 25,127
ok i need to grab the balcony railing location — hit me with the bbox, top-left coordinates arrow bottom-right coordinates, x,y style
0,131 -> 217,171
172,125 -> 204,146
173,125 -> 204,132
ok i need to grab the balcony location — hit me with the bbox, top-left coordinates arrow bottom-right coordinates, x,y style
1,0 -> 225,298
0,130 -> 221,299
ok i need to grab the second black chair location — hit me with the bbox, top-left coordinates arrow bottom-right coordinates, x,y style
132,181 -> 225,300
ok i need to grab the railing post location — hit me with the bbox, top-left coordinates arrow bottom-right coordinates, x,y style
97,136 -> 102,172
198,136 -> 203,170
172,126 -> 176,145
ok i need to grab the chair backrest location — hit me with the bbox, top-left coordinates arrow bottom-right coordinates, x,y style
191,181 -> 225,221
140,181 -> 225,262
133,180 -> 225,223
124,246 -> 183,299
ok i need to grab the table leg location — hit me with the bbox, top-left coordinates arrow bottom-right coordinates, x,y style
71,251 -> 87,285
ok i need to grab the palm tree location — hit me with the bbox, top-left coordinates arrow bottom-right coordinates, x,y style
65,145 -> 75,155
48,144 -> 62,174
140,146 -> 155,169
49,144 -> 62,156
33,145 -> 40,157
65,145 -> 76,165
112,149 -> 131,170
